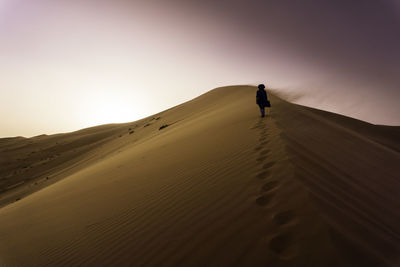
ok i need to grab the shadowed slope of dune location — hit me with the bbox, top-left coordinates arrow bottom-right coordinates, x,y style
273,99 -> 400,266
0,86 -> 399,266
0,116 -> 176,207
0,124 -> 128,206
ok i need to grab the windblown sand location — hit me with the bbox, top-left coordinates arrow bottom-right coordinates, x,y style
0,86 -> 399,266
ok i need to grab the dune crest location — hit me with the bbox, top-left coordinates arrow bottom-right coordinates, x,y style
0,85 -> 399,266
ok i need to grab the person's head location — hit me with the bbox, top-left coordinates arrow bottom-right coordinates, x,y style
258,84 -> 265,90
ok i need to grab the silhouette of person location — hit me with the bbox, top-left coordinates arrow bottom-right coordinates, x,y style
256,84 -> 270,117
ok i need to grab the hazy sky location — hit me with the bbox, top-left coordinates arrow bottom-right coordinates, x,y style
1,0 -> 399,137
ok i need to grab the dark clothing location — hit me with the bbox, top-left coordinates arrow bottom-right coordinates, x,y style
259,106 -> 265,117
256,89 -> 268,108
256,89 -> 269,117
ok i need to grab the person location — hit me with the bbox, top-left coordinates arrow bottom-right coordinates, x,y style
256,84 -> 270,117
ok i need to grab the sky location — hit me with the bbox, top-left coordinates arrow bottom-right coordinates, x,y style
1,0 -> 399,137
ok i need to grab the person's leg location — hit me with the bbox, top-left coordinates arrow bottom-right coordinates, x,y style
260,107 -> 265,117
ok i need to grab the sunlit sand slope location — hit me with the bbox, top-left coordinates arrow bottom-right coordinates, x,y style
0,85 -> 399,266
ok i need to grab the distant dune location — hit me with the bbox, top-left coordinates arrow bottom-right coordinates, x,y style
0,85 -> 399,266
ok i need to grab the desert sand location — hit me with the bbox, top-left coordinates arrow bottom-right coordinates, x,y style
0,85 -> 399,266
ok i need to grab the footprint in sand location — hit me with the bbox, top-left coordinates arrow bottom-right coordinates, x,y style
159,124 -> 169,130
255,123 -> 266,129
259,136 -> 268,142
254,146 -> 263,152
256,155 -> 269,163
259,140 -> 269,146
259,149 -> 270,156
262,161 -> 275,169
251,123 -> 265,130
261,180 -> 279,192
269,233 -> 291,254
273,211 -> 293,226
256,193 -> 274,206
256,170 -> 270,179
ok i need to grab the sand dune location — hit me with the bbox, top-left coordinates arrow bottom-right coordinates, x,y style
0,85 -> 399,266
